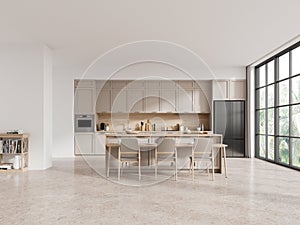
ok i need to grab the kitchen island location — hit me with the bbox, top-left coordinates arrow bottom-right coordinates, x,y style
105,131 -> 225,179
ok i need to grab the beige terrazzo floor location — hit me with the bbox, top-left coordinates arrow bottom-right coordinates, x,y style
0,157 -> 299,225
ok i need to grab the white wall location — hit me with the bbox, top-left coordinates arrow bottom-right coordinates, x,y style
52,41 -> 245,158
0,44 -> 52,169
43,46 -> 53,168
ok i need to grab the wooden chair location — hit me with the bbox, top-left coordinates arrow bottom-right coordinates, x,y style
190,138 -> 214,181
119,138 -> 141,181
156,138 -> 177,180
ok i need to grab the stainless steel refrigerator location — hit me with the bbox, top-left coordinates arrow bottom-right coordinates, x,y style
213,100 -> 245,157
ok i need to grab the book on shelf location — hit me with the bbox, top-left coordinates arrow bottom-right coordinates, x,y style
1,139 -> 21,154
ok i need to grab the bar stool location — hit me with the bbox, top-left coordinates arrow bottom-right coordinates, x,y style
212,143 -> 228,178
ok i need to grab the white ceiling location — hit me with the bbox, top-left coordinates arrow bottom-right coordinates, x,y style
1,0 -> 300,75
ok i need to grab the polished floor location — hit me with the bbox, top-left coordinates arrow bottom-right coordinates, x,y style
0,157 -> 299,225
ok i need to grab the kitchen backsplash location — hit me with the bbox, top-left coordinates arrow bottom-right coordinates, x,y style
97,113 -> 210,131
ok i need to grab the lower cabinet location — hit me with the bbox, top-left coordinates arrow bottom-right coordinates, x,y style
74,133 -> 106,155
94,133 -> 106,155
74,133 -> 94,155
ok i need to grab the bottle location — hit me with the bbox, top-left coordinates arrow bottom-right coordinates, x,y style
152,124 -> 156,131
146,119 -> 151,131
201,123 -> 204,131
180,125 -> 184,132
141,122 -> 145,131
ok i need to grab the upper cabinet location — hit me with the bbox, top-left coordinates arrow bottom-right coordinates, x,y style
126,81 -> 145,112
146,81 -> 160,89
111,80 -> 128,89
160,80 -> 177,89
178,81 -> 194,89
160,89 -> 176,112
213,80 -> 229,100
213,80 -> 246,100
127,89 -> 144,112
90,79 -> 218,114
146,89 -> 160,112
111,89 -> 127,113
75,80 -> 95,88
177,81 -> 193,113
229,80 -> 246,100
194,81 -> 212,113
96,80 -> 111,90
95,81 -> 111,113
177,88 -> 193,113
95,89 -> 111,113
74,80 -> 95,114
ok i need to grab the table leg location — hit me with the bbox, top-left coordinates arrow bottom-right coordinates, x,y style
212,147 -> 214,181
107,147 -> 111,178
118,147 -> 121,180
223,147 -> 228,178
155,147 -> 157,179
192,154 -> 195,182
138,149 -> 141,181
175,148 -> 177,181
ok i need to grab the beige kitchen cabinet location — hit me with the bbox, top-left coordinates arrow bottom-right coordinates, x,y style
111,89 -> 127,113
127,80 -> 145,89
127,89 -> 144,112
95,80 -> 111,113
230,80 -> 246,99
111,80 -> 128,89
160,89 -> 176,112
194,81 -> 212,113
96,80 -> 111,90
95,89 -> 111,113
75,80 -> 95,88
94,133 -> 106,155
160,80 -> 177,89
213,80 -> 229,100
74,88 -> 95,114
194,88 -> 210,113
146,81 -> 160,89
178,80 -> 194,89
213,80 -> 246,100
145,89 -> 160,112
74,133 -> 94,155
177,88 -> 193,113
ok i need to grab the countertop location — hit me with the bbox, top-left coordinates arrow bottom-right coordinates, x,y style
105,131 -> 222,137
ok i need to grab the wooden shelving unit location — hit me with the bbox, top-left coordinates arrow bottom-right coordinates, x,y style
0,134 -> 29,171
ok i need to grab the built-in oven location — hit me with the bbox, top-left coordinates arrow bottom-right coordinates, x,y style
74,114 -> 95,132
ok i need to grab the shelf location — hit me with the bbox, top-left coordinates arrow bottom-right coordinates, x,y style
0,134 -> 29,172
0,152 -> 28,155
0,133 -> 29,138
0,168 -> 28,172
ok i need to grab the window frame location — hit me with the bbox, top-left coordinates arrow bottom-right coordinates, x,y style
255,41 -> 300,171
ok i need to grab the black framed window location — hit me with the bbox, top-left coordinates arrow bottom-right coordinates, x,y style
255,42 -> 300,170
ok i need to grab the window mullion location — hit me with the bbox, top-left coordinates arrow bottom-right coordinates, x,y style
274,57 -> 279,163
289,51 -> 292,166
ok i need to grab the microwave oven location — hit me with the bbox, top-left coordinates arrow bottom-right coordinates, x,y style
74,114 -> 95,132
